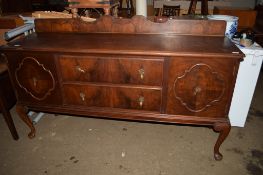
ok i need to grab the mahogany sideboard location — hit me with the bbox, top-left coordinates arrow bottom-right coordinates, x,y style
0,16 -> 244,160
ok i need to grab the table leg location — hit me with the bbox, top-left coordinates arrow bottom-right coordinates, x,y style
71,8 -> 78,18
16,104 -> 35,139
104,8 -> 110,15
201,0 -> 208,15
213,122 -> 231,160
0,100 -> 19,140
119,0 -> 123,9
113,5 -> 119,17
126,0 -> 134,17
188,0 -> 197,15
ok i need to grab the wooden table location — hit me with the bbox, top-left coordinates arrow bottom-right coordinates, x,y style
68,0 -> 119,17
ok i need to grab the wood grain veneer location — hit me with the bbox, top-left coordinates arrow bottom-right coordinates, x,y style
0,16 -> 244,160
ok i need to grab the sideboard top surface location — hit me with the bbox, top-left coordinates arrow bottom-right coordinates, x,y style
1,33 -> 243,58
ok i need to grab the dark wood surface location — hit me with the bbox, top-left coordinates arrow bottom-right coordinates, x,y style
5,52 -> 62,105
63,84 -> 161,111
34,15 -> 226,36
0,16 -> 24,29
58,55 -> 164,86
213,7 -> 257,30
254,5 -> 263,46
166,56 -> 238,118
1,0 -> 32,14
3,33 -> 241,57
0,16 -> 244,160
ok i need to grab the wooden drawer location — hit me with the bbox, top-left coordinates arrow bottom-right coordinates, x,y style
63,84 -> 161,112
58,55 -> 163,86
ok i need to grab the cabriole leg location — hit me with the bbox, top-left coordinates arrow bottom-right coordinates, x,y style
213,122 -> 231,161
16,104 -> 36,139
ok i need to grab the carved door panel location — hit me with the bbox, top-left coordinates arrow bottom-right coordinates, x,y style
5,52 -> 62,105
166,57 -> 238,118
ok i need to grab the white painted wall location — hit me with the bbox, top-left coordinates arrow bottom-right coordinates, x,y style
136,0 -> 147,16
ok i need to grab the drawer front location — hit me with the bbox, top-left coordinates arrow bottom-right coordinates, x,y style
58,56 -> 163,86
63,84 -> 161,112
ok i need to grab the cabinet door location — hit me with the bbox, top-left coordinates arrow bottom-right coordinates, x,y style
166,57 -> 239,118
5,52 -> 62,105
